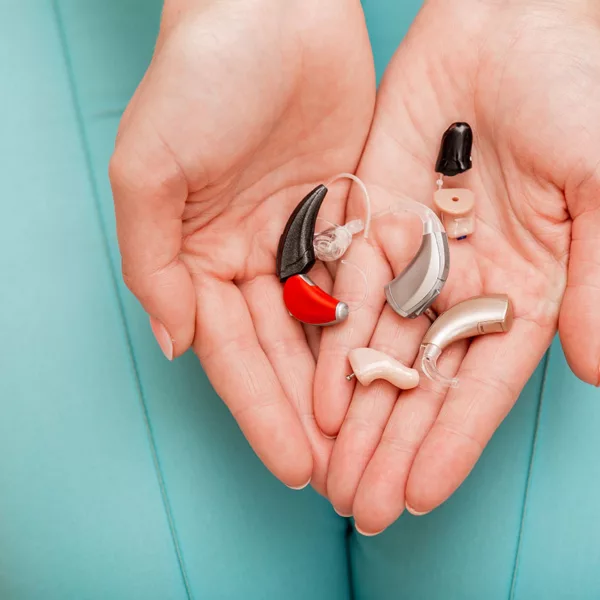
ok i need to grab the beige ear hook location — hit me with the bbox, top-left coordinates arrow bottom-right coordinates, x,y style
420,294 -> 513,388
346,348 -> 420,390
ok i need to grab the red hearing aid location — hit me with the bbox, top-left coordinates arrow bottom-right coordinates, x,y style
276,185 -> 349,326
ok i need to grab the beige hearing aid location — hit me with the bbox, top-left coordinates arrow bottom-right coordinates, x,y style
420,294 -> 513,388
346,348 -> 420,390
433,188 -> 475,240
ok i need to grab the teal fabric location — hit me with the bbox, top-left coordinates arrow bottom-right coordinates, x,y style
1,1 -> 597,599
1,1 -> 348,598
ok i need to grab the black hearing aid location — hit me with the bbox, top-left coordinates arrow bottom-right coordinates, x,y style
276,185 -> 350,326
435,122 -> 473,177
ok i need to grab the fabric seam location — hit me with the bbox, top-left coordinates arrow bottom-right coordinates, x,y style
346,520 -> 356,600
50,3 -> 194,598
508,347 -> 552,599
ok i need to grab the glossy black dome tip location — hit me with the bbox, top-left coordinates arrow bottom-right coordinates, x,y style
435,122 -> 473,177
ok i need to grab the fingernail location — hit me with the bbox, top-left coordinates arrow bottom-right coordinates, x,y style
149,316 -> 174,361
406,503 -> 430,516
287,477 -> 311,491
333,507 -> 352,518
355,524 -> 384,537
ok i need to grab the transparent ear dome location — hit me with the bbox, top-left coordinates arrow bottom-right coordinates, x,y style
312,170 -> 372,263
314,226 -> 350,261
325,173 -> 372,238
313,220 -> 364,262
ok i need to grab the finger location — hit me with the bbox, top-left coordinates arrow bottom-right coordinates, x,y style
405,317 -> 553,515
240,275 -> 333,495
326,305 -> 429,516
325,209 -> 430,513
352,341 -> 467,534
110,116 -> 196,359
348,237 -> 484,533
314,202 -> 423,437
194,276 -> 312,488
560,205 -> 600,385
314,240 -> 388,436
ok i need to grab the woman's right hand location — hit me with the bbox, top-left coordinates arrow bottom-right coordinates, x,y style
109,0 -> 375,492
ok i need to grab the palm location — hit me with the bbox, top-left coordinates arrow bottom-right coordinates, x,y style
182,185 -> 363,494
112,0 -> 375,492
317,0 -> 600,531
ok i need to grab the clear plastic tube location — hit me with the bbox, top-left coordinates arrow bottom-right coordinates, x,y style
326,173 -> 372,239
340,259 -> 368,312
419,344 -> 459,388
315,216 -> 338,231
373,195 -> 445,236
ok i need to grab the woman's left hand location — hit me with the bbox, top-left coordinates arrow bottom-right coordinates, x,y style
315,0 -> 600,532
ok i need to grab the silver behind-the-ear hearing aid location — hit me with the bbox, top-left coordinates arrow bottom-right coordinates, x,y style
419,294 -> 513,387
384,202 -> 450,319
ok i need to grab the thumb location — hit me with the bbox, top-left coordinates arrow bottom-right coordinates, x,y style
109,114 -> 196,360
560,177 -> 600,386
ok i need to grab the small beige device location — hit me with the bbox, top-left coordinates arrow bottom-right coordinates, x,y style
346,348 -> 420,390
420,294 -> 513,388
433,188 -> 475,239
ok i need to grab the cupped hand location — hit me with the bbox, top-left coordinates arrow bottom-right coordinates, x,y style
109,0 -> 375,491
316,0 -> 600,530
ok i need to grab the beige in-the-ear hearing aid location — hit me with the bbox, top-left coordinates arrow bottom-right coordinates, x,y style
346,348 -> 420,390
433,188 -> 475,239
420,294 -> 513,388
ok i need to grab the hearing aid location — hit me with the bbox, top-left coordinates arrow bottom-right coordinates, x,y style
276,174 -> 371,326
435,122 -> 473,176
384,200 -> 450,319
419,294 -> 513,388
346,348 -> 420,390
277,185 -> 347,325
433,122 -> 476,240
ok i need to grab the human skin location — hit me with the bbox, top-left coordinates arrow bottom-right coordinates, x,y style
108,0 -> 375,493
110,0 -> 600,528
317,0 -> 600,534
